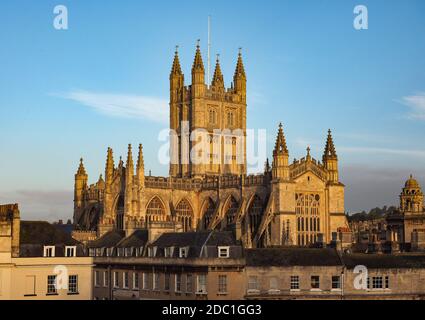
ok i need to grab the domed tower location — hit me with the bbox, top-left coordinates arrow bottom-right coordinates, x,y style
400,175 -> 424,214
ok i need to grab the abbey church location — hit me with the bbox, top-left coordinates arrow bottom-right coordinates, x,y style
73,43 -> 349,248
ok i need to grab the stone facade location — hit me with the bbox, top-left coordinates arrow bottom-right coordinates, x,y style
73,43 -> 349,248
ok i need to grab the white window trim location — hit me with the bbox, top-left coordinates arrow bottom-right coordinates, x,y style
133,272 -> 139,290
123,272 -> 129,289
175,274 -> 182,293
43,246 -> 55,258
113,272 -> 119,288
179,247 -> 189,258
196,275 -> 208,295
103,271 -> 108,288
65,246 -> 77,257
218,246 -> 230,258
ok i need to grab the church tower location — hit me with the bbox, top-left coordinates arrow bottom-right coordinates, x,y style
400,175 -> 424,214
169,42 -> 247,178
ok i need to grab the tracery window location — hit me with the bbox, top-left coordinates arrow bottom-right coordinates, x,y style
203,198 -> 216,230
225,196 -> 239,226
247,195 -> 263,236
175,199 -> 193,232
146,197 -> 165,222
296,193 -> 320,246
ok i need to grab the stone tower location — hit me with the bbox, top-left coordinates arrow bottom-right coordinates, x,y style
169,42 -> 247,178
400,175 -> 424,214
74,158 -> 88,210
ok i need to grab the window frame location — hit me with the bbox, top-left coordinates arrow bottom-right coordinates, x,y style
68,275 -> 78,294
290,275 -> 300,291
47,275 -> 57,295
218,246 -> 230,259
43,246 -> 55,258
65,246 -> 77,257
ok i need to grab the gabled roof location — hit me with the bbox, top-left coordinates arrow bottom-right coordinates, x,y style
88,230 -> 125,248
246,248 -> 343,267
116,230 -> 148,248
20,221 -> 78,246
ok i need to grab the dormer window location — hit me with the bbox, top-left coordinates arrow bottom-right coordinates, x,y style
125,248 -> 132,257
148,246 -> 157,257
65,246 -> 76,257
179,247 -> 189,258
164,247 -> 174,258
218,246 -> 230,258
43,246 -> 55,257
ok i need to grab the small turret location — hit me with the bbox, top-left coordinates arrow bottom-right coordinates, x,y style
272,123 -> 290,180
170,46 -> 184,103
74,158 -> 88,209
400,175 -> 424,213
322,129 -> 339,183
191,40 -> 205,99
137,144 -> 145,187
233,48 -> 246,101
105,148 -> 114,188
126,144 -> 134,185
211,54 -> 224,90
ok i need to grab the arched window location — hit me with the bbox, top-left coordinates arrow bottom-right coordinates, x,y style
295,193 -> 320,246
115,195 -> 125,230
225,196 -> 239,226
146,197 -> 165,223
203,198 -> 216,230
247,195 -> 263,236
175,199 -> 193,232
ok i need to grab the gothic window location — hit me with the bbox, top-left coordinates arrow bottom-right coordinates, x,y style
203,198 -> 216,230
175,199 -> 193,232
224,196 -> 239,226
247,195 -> 263,236
115,195 -> 125,230
295,193 -> 320,246
227,111 -> 235,127
208,109 -> 217,125
146,196 -> 165,222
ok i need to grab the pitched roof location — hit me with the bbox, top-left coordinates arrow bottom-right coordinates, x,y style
88,230 -> 125,248
116,230 -> 148,248
20,221 -> 78,246
246,248 -> 343,267
343,253 -> 425,269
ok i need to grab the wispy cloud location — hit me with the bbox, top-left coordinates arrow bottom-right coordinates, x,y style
54,90 -> 169,124
400,92 -> 425,120
339,146 -> 425,158
0,190 -> 73,222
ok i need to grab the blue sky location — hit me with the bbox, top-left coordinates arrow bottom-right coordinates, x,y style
0,0 -> 424,221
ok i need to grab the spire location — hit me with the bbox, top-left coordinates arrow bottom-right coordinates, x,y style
126,144 -> 134,177
170,45 -> 183,76
234,48 -> 246,79
273,123 -> 288,156
76,158 -> 87,176
105,147 -> 114,185
137,144 -> 144,169
323,129 -> 337,159
137,144 -> 145,186
212,54 -> 224,88
192,40 -> 205,73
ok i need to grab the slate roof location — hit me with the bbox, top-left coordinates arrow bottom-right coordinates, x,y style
152,230 -> 238,248
88,230 -> 125,248
20,221 -> 78,246
245,248 -> 343,267
342,253 -> 425,269
116,230 -> 149,248
150,230 -> 241,259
